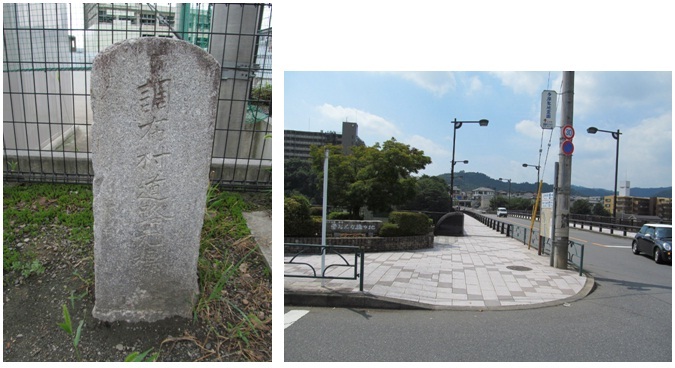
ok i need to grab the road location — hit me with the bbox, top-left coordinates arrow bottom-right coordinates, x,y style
284,214 -> 671,362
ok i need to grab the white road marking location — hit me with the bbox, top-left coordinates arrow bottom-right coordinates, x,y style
285,310 -> 309,329
591,241 -> 631,248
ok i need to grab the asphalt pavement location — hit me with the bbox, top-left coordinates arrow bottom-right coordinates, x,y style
284,215 -> 593,310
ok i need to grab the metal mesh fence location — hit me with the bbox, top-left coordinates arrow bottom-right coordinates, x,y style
3,3 -> 272,190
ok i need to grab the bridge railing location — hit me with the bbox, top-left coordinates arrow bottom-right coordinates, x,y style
465,210 -> 585,276
508,210 -> 642,237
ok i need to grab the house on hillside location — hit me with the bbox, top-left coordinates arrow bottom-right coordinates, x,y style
472,187 -> 495,209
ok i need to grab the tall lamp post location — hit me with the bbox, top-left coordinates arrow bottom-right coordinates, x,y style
451,160 -> 469,207
587,127 -> 622,220
522,163 -> 541,184
498,177 -> 512,203
450,118 -> 489,210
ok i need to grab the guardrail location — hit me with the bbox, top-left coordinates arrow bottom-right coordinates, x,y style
508,210 -> 642,237
465,211 -> 585,276
569,219 -> 640,237
284,243 -> 365,291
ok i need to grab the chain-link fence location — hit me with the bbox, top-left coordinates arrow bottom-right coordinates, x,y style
3,3 -> 272,190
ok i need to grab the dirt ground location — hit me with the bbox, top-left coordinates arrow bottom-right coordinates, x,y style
3,188 -> 272,362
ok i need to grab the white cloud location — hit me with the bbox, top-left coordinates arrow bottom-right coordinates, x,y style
315,103 -> 402,143
572,71 -> 672,119
404,135 -> 452,176
490,72 -> 551,95
515,119 -> 545,139
406,134 -> 451,158
466,75 -> 483,94
574,111 -> 672,188
392,72 -> 457,97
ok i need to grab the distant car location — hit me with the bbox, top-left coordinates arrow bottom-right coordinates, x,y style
632,223 -> 672,264
496,207 -> 508,217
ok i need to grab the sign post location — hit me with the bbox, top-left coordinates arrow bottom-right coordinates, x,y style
541,90 -> 557,129
321,149 -> 329,286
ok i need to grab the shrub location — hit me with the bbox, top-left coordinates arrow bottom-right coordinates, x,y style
378,222 -> 402,237
387,211 -> 432,236
309,206 -> 323,216
284,195 -> 316,237
328,211 -> 354,220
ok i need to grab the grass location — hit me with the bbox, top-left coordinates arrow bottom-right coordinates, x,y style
3,182 -> 271,361
3,183 -> 91,285
192,185 -> 272,361
2,183 -> 93,246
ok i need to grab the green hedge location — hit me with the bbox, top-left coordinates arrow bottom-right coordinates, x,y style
284,195 -> 320,237
328,211 -> 355,220
378,222 -> 402,237
379,211 -> 432,237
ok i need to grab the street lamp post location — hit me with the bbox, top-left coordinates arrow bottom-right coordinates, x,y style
450,118 -> 489,210
451,160 -> 469,207
587,127 -> 622,220
498,177 -> 512,203
522,163 -> 541,184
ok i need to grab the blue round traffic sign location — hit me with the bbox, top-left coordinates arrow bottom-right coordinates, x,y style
562,140 -> 574,155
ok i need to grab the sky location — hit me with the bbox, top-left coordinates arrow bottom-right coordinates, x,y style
284,71 -> 672,190
277,2 -> 674,192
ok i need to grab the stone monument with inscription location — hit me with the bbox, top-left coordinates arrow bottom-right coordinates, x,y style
91,38 -> 220,322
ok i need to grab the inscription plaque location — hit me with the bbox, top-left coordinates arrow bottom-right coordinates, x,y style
91,38 -> 219,322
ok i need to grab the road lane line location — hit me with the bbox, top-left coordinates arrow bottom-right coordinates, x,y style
285,310 -> 309,329
592,243 -> 631,248
570,236 -> 587,244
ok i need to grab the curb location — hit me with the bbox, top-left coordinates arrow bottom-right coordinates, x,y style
284,273 -> 595,311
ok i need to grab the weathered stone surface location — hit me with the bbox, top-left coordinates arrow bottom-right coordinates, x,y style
91,37 -> 220,322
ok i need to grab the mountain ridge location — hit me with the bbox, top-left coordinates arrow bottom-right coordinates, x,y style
437,171 -> 671,198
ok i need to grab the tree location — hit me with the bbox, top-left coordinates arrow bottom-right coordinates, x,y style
310,138 -> 431,217
592,203 -> 612,216
570,199 -> 593,215
403,175 -> 452,212
490,196 -> 509,210
284,158 -> 320,203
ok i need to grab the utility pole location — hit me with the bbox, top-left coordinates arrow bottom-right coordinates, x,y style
554,71 -> 574,269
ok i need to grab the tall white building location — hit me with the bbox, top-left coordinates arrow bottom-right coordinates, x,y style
619,181 -> 631,196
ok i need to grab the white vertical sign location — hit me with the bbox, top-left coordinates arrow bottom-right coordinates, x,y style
540,90 -> 557,129
541,192 -> 554,209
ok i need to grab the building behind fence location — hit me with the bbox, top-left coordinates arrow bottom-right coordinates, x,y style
3,3 -> 272,190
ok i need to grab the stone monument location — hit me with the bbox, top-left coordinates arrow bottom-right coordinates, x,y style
91,37 -> 220,322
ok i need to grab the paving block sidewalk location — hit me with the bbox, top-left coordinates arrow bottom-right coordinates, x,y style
284,215 -> 591,310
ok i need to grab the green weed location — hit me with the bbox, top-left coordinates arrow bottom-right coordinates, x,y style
57,304 -> 84,361
68,290 -> 89,310
3,245 -> 45,283
125,348 -> 159,362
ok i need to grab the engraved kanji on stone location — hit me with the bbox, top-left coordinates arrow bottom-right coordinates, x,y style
137,77 -> 171,139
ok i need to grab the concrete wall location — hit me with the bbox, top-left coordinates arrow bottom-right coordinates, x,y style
284,235 -> 435,254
